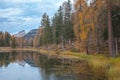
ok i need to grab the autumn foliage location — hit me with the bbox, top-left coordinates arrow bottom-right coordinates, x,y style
74,0 -> 120,56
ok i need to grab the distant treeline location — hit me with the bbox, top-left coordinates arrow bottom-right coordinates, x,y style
0,31 -> 15,48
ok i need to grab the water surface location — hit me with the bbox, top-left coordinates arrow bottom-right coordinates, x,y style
0,51 -> 106,80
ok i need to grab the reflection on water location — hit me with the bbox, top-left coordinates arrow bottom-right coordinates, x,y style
0,51 -> 106,80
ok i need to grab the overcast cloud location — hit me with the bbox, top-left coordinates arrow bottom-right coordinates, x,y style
0,0 -> 73,34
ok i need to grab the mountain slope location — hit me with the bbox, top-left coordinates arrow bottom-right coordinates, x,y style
14,30 -> 26,37
24,29 -> 38,40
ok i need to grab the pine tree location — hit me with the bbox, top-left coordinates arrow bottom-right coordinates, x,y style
41,13 -> 53,47
62,0 -> 74,44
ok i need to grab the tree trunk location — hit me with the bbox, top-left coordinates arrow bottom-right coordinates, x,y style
69,39 -> 71,45
86,39 -> 89,55
53,26 -> 56,44
61,34 -> 65,51
107,0 -> 114,57
115,38 -> 118,56
96,23 -> 100,54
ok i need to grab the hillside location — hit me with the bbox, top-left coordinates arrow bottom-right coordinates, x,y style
14,30 -> 26,37
24,29 -> 38,40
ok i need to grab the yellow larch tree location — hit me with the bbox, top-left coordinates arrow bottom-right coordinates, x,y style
74,0 -> 96,53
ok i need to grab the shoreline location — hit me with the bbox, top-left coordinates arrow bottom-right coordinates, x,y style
0,47 -> 81,64
0,47 -> 79,60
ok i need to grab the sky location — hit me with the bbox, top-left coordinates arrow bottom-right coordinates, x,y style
0,0 -> 73,34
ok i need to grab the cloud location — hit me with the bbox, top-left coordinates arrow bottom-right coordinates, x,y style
0,17 -> 11,22
0,17 -> 41,34
2,0 -> 42,3
0,8 -> 24,17
0,0 -> 73,34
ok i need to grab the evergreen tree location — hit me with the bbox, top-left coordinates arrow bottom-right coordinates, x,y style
62,0 -> 74,43
10,36 -> 16,48
41,13 -> 53,46
3,32 -> 11,46
0,32 -> 4,46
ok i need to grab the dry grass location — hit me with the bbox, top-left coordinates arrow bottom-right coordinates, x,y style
0,47 -> 12,52
55,50 -> 120,80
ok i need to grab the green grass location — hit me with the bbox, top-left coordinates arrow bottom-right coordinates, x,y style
107,57 -> 120,80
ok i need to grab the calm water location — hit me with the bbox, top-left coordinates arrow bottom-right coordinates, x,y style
0,51 -> 106,80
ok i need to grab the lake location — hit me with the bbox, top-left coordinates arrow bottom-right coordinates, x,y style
0,51 -> 106,80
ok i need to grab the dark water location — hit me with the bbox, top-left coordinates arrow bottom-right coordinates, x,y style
0,51 -> 106,80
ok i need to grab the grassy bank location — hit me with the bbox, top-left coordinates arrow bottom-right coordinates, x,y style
37,49 -> 120,80
64,51 -> 120,80
0,47 -> 36,53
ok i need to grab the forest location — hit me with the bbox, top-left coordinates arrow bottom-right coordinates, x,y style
33,0 -> 120,57
0,0 -> 120,58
